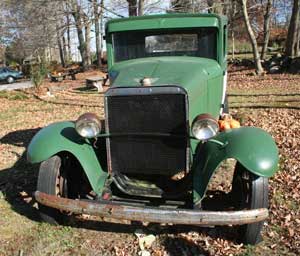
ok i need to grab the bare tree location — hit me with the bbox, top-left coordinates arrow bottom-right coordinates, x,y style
127,0 -> 137,16
170,0 -> 193,12
296,17 -> 300,56
285,0 -> 300,57
71,1 -> 88,68
93,0 -> 102,67
126,0 -> 146,16
2,0 -> 171,68
228,0 -> 238,59
2,0 -> 60,63
107,0 -> 169,17
240,0 -> 264,75
138,0 -> 145,15
85,19 -> 92,66
261,0 -> 273,60
69,0 -> 93,69
65,2 -> 72,62
56,24 -> 66,67
207,0 -> 224,14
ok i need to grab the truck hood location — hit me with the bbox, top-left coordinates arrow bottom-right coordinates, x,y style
109,56 -> 222,101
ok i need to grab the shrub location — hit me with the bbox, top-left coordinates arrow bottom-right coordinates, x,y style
30,61 -> 48,88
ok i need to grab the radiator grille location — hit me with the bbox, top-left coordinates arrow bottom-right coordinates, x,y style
105,87 -> 188,175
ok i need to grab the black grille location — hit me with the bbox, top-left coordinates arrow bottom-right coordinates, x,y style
106,87 -> 188,175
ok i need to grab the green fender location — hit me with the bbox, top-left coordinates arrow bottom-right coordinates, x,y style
192,127 -> 279,202
27,121 -> 107,195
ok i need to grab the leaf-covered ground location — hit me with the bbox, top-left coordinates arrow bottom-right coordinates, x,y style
0,68 -> 299,255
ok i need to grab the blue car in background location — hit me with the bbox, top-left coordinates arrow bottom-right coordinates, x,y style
0,67 -> 23,84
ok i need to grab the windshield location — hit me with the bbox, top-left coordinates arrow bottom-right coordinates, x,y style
113,28 -> 217,62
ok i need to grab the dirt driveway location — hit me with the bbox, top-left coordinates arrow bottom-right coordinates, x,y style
0,80 -> 33,91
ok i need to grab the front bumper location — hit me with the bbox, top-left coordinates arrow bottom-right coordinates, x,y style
35,191 -> 268,226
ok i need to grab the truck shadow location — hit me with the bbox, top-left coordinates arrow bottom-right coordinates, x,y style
1,128 -> 239,250
0,128 -> 41,221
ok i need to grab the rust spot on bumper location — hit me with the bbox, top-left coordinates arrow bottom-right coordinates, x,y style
35,191 -> 268,226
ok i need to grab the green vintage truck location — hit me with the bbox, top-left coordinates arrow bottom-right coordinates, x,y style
28,14 -> 279,245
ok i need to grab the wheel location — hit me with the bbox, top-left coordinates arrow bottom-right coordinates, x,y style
6,76 -> 15,84
231,163 -> 268,245
37,155 -> 79,224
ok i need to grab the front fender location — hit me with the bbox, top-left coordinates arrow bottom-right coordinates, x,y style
27,121 -> 107,195
193,127 -> 279,202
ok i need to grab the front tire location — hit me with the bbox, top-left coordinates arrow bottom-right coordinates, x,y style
231,163 -> 268,245
37,155 -> 70,224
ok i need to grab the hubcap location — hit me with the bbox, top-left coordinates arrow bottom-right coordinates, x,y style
7,77 -> 14,83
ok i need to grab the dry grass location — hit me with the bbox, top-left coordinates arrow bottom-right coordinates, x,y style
0,69 -> 299,255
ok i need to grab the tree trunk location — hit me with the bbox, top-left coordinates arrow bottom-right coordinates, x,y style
62,34 -> 68,64
261,0 -> 272,60
138,0 -> 144,16
66,13 -> 71,61
76,23 -> 87,69
230,0 -> 237,59
100,0 -> 104,60
56,25 -> 65,67
85,21 -> 91,66
285,0 -> 300,57
296,21 -> 300,56
71,3 -> 88,70
93,0 -> 101,67
232,29 -> 235,59
64,2 -> 71,62
240,0 -> 264,75
127,0 -> 137,16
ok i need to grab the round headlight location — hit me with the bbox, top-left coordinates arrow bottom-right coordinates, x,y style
191,114 -> 219,140
75,113 -> 102,138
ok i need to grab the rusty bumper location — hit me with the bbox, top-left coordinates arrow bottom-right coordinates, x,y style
35,191 -> 268,226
